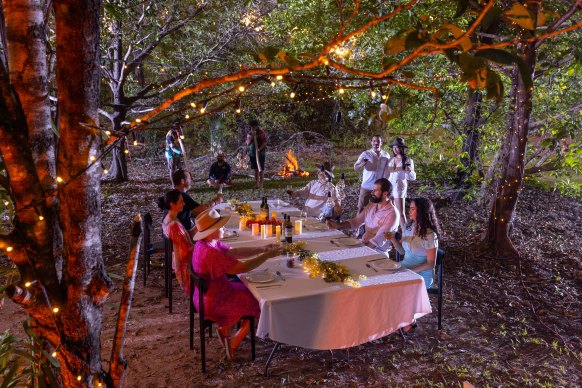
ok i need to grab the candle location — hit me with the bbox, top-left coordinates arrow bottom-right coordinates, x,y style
252,223 -> 260,236
271,211 -> 277,220
260,224 -> 267,239
266,224 -> 273,237
294,219 -> 303,234
238,217 -> 246,231
275,225 -> 281,240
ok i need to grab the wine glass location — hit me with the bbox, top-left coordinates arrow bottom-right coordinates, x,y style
300,207 -> 307,221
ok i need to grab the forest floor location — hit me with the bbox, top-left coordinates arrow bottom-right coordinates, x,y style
1,148 -> 581,387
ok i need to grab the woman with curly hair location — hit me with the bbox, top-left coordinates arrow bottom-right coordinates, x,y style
384,197 -> 442,288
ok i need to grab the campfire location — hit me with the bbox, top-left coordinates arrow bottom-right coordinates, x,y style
276,150 -> 310,177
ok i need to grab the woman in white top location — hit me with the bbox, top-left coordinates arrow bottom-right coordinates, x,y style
384,197 -> 442,288
386,137 -> 416,225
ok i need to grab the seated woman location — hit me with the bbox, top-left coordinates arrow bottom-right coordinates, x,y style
192,209 -> 281,360
384,197 -> 442,288
286,162 -> 342,218
159,190 -> 194,292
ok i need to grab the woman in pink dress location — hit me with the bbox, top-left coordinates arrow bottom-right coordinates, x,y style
160,190 -> 194,293
192,209 -> 280,360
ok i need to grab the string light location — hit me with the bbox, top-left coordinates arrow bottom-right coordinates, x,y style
133,140 -> 138,146
38,215 -> 44,221
89,156 -> 96,162
135,119 -> 141,123
238,86 -> 245,92
270,81 -> 276,87
25,281 -> 32,287
105,131 -> 111,136
103,169 -> 108,174
77,376 -> 82,381
52,351 -> 57,357
236,108 -> 241,113
180,135 -> 184,139
339,88 -> 345,94
52,307 -> 59,313
200,107 -> 206,113
290,92 -> 296,98
190,102 -> 196,108
371,91 -> 376,98
276,75 -> 283,80
124,149 -> 129,154
185,114 -> 190,119
56,177 -> 63,183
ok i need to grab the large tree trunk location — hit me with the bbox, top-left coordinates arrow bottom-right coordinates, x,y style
484,2 -> 539,258
53,0 -> 112,386
456,89 -> 482,185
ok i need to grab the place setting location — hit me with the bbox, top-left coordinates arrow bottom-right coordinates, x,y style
245,269 -> 282,289
329,236 -> 363,247
365,257 -> 403,273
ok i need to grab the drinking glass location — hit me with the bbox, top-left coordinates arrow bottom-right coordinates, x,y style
300,208 -> 307,221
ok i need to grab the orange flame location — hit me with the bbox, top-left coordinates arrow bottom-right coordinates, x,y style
277,150 -> 310,177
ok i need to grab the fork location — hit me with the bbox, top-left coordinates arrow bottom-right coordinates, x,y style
366,263 -> 378,272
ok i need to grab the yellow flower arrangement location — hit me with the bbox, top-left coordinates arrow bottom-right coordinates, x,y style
302,257 -> 363,287
228,200 -> 255,218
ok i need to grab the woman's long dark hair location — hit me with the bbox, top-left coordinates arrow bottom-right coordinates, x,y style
157,189 -> 182,211
407,197 -> 442,239
391,139 -> 409,170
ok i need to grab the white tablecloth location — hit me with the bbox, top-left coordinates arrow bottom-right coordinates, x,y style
218,200 -> 432,350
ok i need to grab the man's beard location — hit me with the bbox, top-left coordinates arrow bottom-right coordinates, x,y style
369,196 -> 382,203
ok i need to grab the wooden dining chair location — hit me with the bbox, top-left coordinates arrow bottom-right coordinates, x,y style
189,263 -> 255,372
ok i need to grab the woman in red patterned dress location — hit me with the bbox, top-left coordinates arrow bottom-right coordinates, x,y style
160,190 -> 194,292
192,209 -> 280,360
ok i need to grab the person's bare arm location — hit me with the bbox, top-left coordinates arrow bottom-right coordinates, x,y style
226,247 -> 281,274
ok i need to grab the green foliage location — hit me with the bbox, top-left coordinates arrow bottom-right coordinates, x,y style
0,323 -> 59,388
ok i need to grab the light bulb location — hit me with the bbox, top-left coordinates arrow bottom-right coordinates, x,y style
238,86 -> 245,92
270,82 -> 276,87
276,75 -> 283,80
236,108 -> 241,113
124,149 -> 129,154
135,118 -> 141,123
89,156 -> 96,162
105,131 -> 111,136
339,88 -> 345,94
180,135 -> 184,140
133,140 -> 138,146
290,92 -> 295,98
53,307 -> 59,313
103,169 -> 108,174
200,107 -> 206,113
56,177 -> 63,183
190,102 -> 196,108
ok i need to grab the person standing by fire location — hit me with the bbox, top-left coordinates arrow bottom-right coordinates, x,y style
246,119 -> 267,188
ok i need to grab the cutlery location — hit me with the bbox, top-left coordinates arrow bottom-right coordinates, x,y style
330,240 -> 339,246
256,284 -> 282,289
275,271 -> 286,281
366,263 -> 378,272
367,257 -> 387,263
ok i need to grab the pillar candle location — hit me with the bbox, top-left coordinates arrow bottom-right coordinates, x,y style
260,224 -> 267,239
238,217 -> 246,231
294,220 -> 303,234
252,223 -> 260,236
275,225 -> 281,240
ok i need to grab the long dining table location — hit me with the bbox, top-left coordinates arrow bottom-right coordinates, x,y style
216,200 -> 431,374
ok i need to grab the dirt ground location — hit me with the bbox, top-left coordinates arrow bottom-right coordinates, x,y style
2,151 -> 581,387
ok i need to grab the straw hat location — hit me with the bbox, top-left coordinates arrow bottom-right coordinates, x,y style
193,208 -> 231,241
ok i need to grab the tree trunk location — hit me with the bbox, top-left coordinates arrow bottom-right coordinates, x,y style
53,0 -> 112,386
456,89 -> 482,185
484,2 -> 539,258
105,19 -> 128,182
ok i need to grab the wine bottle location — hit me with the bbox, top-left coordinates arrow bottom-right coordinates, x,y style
324,191 -> 335,220
260,197 -> 269,221
284,215 -> 293,243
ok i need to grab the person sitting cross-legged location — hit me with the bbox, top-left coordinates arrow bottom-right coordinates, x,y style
192,209 -> 281,360
207,152 -> 233,188
286,162 -> 341,218
327,178 -> 399,255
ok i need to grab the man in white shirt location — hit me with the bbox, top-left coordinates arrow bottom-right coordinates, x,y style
354,134 -> 390,213
287,162 -> 341,218
327,178 -> 399,254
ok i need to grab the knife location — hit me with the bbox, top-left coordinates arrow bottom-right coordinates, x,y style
256,284 -> 282,289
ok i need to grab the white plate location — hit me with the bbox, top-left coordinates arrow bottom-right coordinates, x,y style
334,238 -> 361,247
246,272 -> 276,283
306,223 -> 329,231
373,260 -> 401,270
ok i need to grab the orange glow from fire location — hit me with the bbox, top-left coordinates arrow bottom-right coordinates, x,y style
277,150 -> 310,177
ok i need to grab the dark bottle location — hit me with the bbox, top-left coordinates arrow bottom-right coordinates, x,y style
284,215 -> 293,243
260,196 -> 269,220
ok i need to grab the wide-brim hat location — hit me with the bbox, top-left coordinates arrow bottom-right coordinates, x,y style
390,137 -> 408,148
193,208 -> 231,241
321,162 -> 335,179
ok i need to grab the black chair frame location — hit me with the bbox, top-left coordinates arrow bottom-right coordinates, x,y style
189,264 -> 255,372
395,239 -> 444,330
